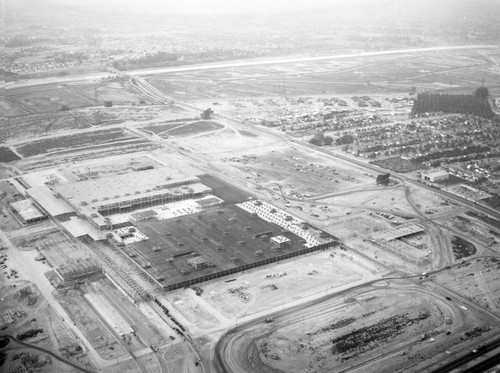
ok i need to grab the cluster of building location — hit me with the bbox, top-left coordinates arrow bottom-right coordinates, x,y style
25,168 -> 212,233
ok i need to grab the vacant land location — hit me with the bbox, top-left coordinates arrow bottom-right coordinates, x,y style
58,291 -> 128,360
0,147 -> 21,162
166,121 -> 224,137
146,49 -> 500,103
435,257 -> 500,314
451,236 -> 477,260
161,248 -> 386,337
16,128 -> 134,157
371,157 -> 422,173
142,121 -> 186,134
0,281 -> 95,372
8,87 -> 96,113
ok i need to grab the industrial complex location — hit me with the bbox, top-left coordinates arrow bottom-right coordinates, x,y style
13,167 -> 338,298
3,4 -> 500,371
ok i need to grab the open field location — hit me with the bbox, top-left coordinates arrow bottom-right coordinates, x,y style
69,81 -> 154,105
371,157 -> 422,173
160,248 -> 387,336
15,128 -> 136,157
203,248 -> 384,320
316,186 -> 416,217
146,48 -> 500,102
142,121 -> 187,134
5,80 -> 153,115
0,147 -> 21,162
166,120 -> 224,137
7,87 -> 96,113
0,96 -> 29,116
1,102 -> 196,144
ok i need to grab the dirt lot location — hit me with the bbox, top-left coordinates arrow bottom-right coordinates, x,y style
161,248 -> 388,337
190,136 -> 379,202
146,49 -> 492,105
8,87 -> 96,113
35,231 -> 95,268
57,290 -> 129,360
434,257 -> 500,314
142,121 -> 188,135
5,80 -> 151,115
0,181 -> 24,232
166,120 -> 224,137
15,128 -> 135,157
0,281 -> 95,372
371,157 -> 422,173
0,147 -> 21,162
317,186 -> 416,218
216,279 -> 498,373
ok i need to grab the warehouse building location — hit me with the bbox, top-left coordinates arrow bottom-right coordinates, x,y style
9,199 -> 47,225
28,168 -> 212,231
423,170 -> 449,182
270,235 -> 291,250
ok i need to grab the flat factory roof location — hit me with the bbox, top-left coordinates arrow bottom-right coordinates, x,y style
53,168 -> 198,206
10,199 -> 46,221
271,235 -> 291,243
27,186 -> 75,216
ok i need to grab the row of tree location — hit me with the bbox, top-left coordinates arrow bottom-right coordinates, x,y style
411,91 -> 494,119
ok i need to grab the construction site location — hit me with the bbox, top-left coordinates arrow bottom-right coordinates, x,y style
3,9 -> 500,370
7,163 -> 339,301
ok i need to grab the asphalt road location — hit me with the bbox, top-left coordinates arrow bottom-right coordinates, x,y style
429,336 -> 500,373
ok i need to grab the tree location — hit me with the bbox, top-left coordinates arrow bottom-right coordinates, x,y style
335,134 -> 354,145
475,87 -> 489,99
201,108 -> 214,119
376,173 -> 391,186
309,132 -> 333,146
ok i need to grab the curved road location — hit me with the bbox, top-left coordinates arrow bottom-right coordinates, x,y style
214,281 -> 465,373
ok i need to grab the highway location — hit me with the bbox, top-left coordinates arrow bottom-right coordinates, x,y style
429,336 -> 500,373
